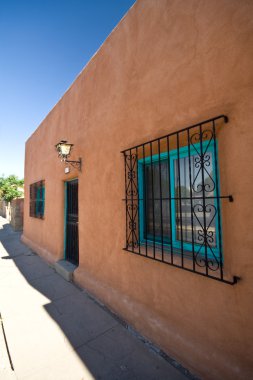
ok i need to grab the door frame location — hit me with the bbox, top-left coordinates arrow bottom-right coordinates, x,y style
64,178 -> 79,262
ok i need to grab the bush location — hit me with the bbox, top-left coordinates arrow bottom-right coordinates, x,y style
0,175 -> 24,202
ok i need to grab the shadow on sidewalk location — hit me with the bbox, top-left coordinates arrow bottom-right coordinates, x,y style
0,219 -> 193,380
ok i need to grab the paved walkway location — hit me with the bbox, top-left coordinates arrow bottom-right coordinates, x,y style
0,217 -> 193,380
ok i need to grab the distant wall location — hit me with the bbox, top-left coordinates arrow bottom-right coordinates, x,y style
0,199 -> 24,231
10,198 -> 24,231
0,200 -> 9,219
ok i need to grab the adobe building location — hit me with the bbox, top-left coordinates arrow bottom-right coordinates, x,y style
22,1 -> 253,379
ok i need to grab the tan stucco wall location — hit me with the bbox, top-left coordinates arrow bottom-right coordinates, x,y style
22,1 -> 253,379
0,199 -> 24,230
10,198 -> 24,231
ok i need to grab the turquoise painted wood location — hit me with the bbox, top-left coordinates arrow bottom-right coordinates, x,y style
41,186 -> 45,216
35,184 -> 45,217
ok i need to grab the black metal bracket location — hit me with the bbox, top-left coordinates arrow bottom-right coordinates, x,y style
65,158 -> 82,171
232,276 -> 241,284
221,275 -> 240,285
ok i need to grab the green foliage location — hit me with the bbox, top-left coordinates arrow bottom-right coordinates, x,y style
0,175 -> 24,202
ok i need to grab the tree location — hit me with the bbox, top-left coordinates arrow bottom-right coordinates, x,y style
0,175 -> 24,202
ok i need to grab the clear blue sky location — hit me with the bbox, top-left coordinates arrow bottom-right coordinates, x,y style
0,0 -> 136,179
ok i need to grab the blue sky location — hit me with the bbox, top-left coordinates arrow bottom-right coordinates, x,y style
0,0 -> 136,178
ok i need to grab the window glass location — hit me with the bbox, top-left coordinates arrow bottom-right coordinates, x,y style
144,161 -> 171,243
174,153 -> 216,248
141,145 -> 217,252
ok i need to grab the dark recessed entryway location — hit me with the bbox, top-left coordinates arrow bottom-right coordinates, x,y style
65,179 -> 79,266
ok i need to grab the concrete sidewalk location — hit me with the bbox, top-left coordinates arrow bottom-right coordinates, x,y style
0,217 -> 195,380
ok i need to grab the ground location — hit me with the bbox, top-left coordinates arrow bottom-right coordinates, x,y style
0,217 -> 196,380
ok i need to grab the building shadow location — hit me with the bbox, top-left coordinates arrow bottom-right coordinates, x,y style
0,219 -> 186,380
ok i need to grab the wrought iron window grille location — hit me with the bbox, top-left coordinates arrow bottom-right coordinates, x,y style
121,115 -> 239,285
29,180 -> 45,219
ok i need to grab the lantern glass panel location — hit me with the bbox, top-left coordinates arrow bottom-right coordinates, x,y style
60,143 -> 72,156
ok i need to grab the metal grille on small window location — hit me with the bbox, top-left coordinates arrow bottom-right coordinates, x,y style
122,115 -> 238,285
29,180 -> 45,219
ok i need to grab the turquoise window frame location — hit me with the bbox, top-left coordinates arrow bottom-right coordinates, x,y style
31,182 -> 45,219
35,185 -> 45,217
138,140 -> 221,258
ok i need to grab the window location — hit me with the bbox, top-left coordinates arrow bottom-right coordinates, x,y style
122,115 -> 237,284
138,141 -> 219,255
30,180 -> 45,219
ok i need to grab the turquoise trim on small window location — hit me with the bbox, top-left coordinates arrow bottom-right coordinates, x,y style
138,141 -> 221,259
35,187 -> 40,216
35,184 -> 45,218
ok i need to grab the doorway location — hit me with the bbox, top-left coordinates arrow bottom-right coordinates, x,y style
65,179 -> 79,265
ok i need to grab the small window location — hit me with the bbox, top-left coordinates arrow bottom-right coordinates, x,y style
30,180 -> 45,219
122,115 -> 237,284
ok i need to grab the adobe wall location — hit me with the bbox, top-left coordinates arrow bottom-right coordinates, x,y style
0,200 -> 7,218
22,1 -> 253,379
10,198 -> 24,231
0,199 -> 24,230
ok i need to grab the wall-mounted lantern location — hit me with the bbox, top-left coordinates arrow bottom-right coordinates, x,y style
55,140 -> 82,171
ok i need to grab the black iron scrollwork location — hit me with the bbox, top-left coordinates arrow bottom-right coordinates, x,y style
126,203 -> 139,249
125,154 -> 138,197
125,153 -> 139,250
193,203 -> 220,271
190,129 -> 215,193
